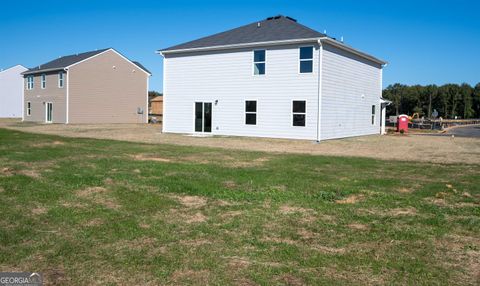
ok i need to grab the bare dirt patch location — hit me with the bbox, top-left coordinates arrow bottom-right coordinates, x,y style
85,218 -> 104,227
131,154 -> 171,162
277,274 -> 305,286
222,180 -> 237,189
389,207 -> 417,216
348,223 -> 369,230
170,269 -> 211,284
31,207 -> 47,215
174,195 -> 207,208
335,194 -> 365,204
185,212 -> 207,224
279,205 -> 313,214
76,187 -> 120,209
397,187 -> 414,194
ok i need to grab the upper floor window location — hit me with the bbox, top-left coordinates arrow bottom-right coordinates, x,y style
58,72 -> 64,88
253,50 -> 266,75
371,105 -> 376,125
26,76 -> 34,90
299,47 -> 313,73
41,74 -> 46,89
292,100 -> 306,126
245,100 -> 257,125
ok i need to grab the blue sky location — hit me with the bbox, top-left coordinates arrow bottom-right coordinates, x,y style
1,0 -> 479,92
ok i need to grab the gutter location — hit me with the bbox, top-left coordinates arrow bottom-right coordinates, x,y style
22,67 -> 65,76
316,39 -> 323,142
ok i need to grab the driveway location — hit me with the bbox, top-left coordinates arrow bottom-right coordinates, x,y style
446,125 -> 480,138
1,119 -> 479,164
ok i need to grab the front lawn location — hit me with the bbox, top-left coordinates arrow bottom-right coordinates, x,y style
0,128 -> 478,285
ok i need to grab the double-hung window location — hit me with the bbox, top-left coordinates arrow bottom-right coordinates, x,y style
41,74 -> 46,89
292,100 -> 306,126
27,102 -> 31,116
299,47 -> 313,73
253,50 -> 266,75
371,105 -> 376,125
58,72 -> 64,88
245,100 -> 257,125
26,76 -> 34,90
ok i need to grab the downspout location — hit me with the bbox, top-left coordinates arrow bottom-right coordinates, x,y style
65,68 -> 69,124
316,39 -> 323,142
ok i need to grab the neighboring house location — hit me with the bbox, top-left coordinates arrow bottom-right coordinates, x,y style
22,48 -> 151,124
0,65 -> 28,118
149,95 -> 163,116
158,15 -> 389,141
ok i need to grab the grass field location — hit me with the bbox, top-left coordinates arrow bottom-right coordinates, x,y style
0,128 -> 479,285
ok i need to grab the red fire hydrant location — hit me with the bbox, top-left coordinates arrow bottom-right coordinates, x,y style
397,114 -> 409,133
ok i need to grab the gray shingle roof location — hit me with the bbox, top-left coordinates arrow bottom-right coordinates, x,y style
23,48 -> 151,75
161,15 -> 325,52
23,48 -> 110,74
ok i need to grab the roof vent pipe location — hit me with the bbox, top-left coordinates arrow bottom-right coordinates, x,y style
257,22 -> 261,28
340,36 -> 344,43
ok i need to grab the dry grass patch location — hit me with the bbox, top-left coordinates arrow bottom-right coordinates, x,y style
185,212 -> 207,224
222,180 -> 237,189
85,218 -> 104,227
76,186 -> 120,210
174,195 -> 207,208
335,194 -> 365,204
389,207 -> 417,216
170,269 -> 211,285
131,154 -> 172,162
398,187 -> 414,194
435,234 -> 480,285
31,207 -> 48,215
279,205 -> 313,214
348,223 -> 369,230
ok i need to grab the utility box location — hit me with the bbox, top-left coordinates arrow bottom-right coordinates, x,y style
397,114 -> 409,133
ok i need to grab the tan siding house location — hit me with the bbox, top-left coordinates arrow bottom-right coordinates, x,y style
22,48 -> 150,124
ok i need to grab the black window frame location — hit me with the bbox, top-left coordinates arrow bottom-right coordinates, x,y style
245,100 -> 257,125
292,100 -> 306,127
299,46 -> 314,73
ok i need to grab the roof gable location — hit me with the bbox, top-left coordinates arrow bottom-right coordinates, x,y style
161,15 -> 325,52
23,48 -> 151,76
24,49 -> 110,74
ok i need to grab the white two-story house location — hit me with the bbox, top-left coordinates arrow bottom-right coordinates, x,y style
158,15 -> 388,141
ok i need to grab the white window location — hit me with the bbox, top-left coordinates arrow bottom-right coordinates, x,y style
253,50 -> 266,75
27,102 -> 31,116
41,74 -> 46,89
26,76 -> 34,90
299,46 -> 313,73
58,72 -> 64,88
292,100 -> 306,126
245,100 -> 257,125
371,105 -> 376,125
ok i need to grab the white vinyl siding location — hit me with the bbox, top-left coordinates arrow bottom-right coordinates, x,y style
163,44 -> 319,140
320,43 -> 382,140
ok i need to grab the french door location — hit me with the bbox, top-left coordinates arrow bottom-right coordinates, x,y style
194,102 -> 212,133
45,102 -> 53,123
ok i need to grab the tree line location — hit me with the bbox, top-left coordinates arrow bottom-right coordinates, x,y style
382,83 -> 480,119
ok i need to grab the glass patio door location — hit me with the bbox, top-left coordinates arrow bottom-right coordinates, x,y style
194,102 -> 212,133
46,102 -> 53,123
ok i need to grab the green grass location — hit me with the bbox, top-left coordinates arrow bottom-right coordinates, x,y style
0,128 -> 479,285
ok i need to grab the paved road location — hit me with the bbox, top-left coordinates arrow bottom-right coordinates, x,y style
446,125 -> 480,138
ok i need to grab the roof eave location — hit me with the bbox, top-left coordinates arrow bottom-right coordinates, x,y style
157,37 -> 387,66
157,37 -> 322,56
320,38 -> 387,66
22,67 -> 66,76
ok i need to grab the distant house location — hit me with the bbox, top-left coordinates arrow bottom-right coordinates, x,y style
149,95 -> 163,116
0,65 -> 28,118
22,48 -> 151,124
158,15 -> 389,140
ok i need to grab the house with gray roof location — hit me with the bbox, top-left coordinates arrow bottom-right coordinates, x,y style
158,15 -> 389,140
23,48 -> 151,124
0,65 -> 28,118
